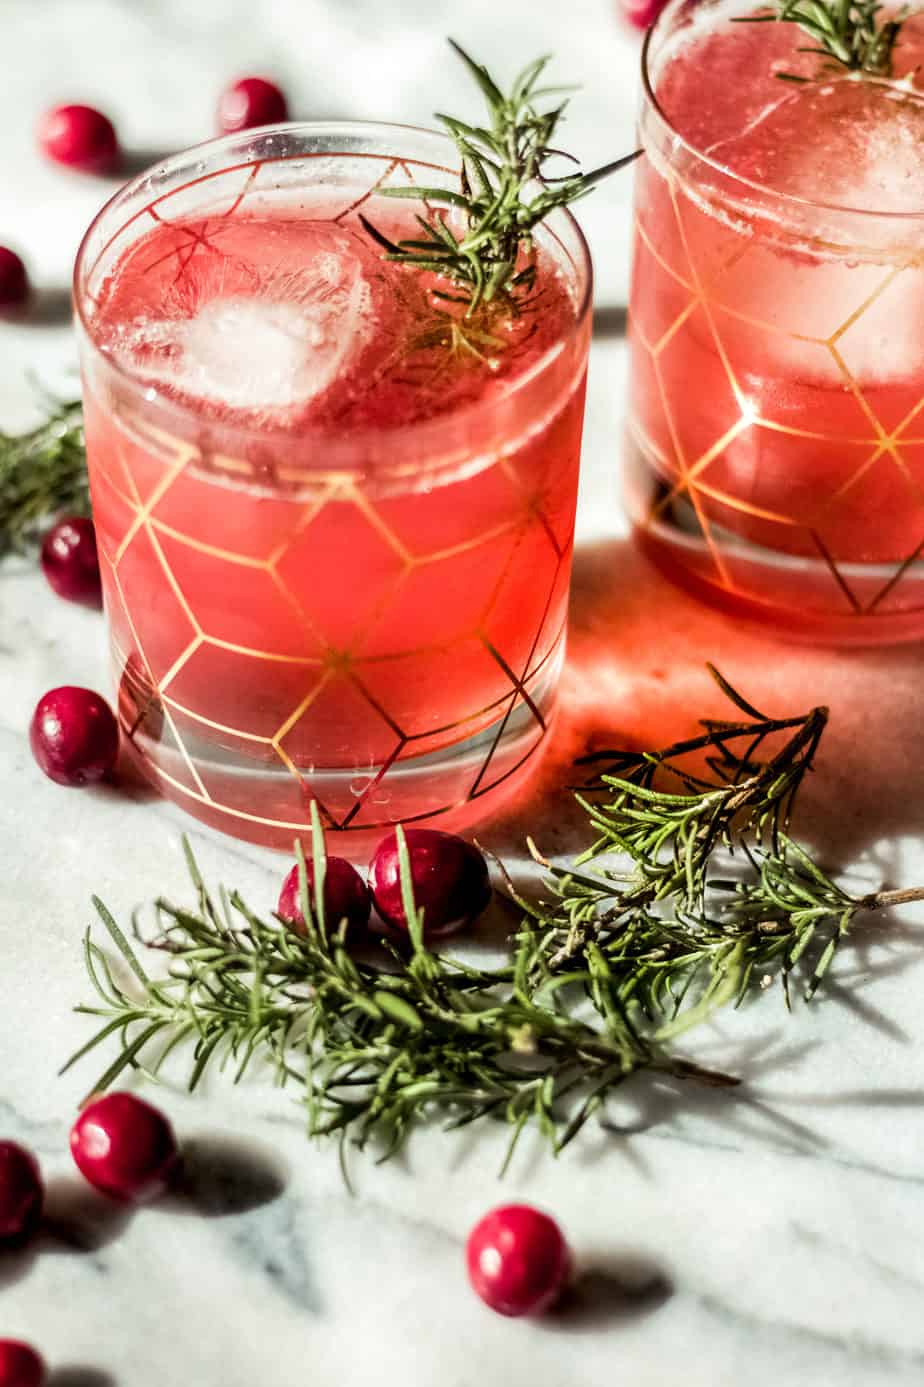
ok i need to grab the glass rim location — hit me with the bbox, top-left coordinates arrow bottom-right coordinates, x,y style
73,118 -> 593,458
641,0 -> 924,222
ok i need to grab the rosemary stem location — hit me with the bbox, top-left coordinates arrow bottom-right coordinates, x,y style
862,886 -> 924,910
659,1058 -> 742,1088
576,709 -> 826,768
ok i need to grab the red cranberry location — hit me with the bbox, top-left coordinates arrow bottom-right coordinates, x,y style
218,77 -> 289,133
29,687 -> 119,787
369,829 -> 491,938
37,104 -> 119,174
466,1204 -> 570,1317
619,0 -> 669,28
277,857 -> 370,937
0,1143 -> 44,1246
0,249 -> 28,309
40,516 -> 101,607
0,1342 -> 46,1387
70,1093 -> 178,1203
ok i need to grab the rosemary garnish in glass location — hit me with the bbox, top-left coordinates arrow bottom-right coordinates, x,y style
64,671 -> 924,1166
0,42 -> 640,525
741,0 -> 909,80
362,41 -> 639,315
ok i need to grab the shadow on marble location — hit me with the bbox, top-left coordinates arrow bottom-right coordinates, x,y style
551,1253 -> 673,1332
484,533 -> 924,886
0,1176 -> 132,1291
167,1131 -> 288,1218
117,146 -> 179,178
759,1074 -> 924,1113
37,761 -> 161,826
593,1032 -> 820,1144
592,304 -> 628,339
428,536 -> 924,1173
591,1021 -> 924,1173
2,286 -> 75,328
49,1369 -> 115,1387
43,1175 -> 134,1250
104,749 -> 160,805
0,1138 -> 287,1290
438,1032 -> 822,1181
0,1137 -> 284,1298
815,941 -> 924,1045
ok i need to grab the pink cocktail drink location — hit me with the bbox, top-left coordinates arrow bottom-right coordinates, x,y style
628,1 -> 924,640
75,125 -> 591,849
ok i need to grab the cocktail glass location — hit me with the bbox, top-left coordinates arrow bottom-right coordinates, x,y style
74,122 -> 592,850
627,0 -> 924,642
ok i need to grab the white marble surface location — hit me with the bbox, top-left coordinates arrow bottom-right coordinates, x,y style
3,2 -> 924,1384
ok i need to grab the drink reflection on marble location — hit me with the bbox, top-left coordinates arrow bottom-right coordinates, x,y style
627,0 -> 924,643
74,123 -> 592,850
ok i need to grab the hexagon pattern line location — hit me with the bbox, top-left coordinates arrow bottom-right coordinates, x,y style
107,555 -> 213,802
149,621 -> 564,755
469,553 -> 564,799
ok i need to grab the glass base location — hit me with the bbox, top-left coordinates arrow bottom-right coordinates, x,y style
626,444 -> 924,646
119,654 -> 561,856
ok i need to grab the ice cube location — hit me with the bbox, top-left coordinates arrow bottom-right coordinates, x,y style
176,296 -> 347,409
110,240 -> 371,413
707,76 -> 924,216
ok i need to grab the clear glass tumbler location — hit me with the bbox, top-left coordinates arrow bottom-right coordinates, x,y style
74,122 -> 592,850
626,0 -> 924,644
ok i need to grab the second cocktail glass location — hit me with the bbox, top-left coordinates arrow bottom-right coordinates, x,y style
627,0 -> 924,643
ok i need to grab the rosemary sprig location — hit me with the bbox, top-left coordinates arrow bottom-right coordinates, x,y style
65,673 -> 924,1164
0,399 -> 88,555
64,853 -> 736,1169
362,41 -> 639,314
576,665 -> 827,893
741,0 -> 908,79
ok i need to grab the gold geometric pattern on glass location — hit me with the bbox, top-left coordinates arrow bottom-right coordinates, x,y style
103,413 -> 567,834
629,172 -> 924,616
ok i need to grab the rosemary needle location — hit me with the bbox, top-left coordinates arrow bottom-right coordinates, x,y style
738,0 -> 908,79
